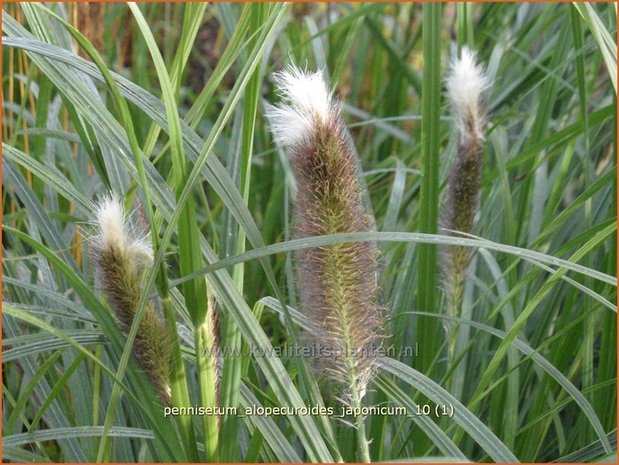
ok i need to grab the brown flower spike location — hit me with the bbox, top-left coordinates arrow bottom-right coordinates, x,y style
266,67 -> 383,406
441,49 -> 489,358
90,195 -> 172,404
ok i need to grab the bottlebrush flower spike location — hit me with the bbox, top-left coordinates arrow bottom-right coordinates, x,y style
90,195 -> 172,404
441,48 -> 489,357
267,66 -> 383,405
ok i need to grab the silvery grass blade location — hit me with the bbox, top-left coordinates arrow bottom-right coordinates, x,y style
260,295 -> 611,461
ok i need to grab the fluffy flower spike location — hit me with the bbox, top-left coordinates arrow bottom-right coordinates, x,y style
441,49 -> 489,361
90,194 -> 171,404
267,67 -> 383,408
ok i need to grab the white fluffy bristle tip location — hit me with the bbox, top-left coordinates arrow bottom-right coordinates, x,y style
446,48 -> 488,124
266,66 -> 332,147
94,195 -> 153,263
96,195 -> 126,250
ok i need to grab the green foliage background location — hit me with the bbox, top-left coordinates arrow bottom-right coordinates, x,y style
2,2 -> 616,462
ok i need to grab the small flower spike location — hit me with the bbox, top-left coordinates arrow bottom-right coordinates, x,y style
90,195 -> 171,404
441,48 -> 489,358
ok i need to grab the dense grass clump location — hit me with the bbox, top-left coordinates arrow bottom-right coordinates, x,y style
2,2 -> 616,463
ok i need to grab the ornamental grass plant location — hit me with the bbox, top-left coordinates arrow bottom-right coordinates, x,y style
2,2 -> 616,463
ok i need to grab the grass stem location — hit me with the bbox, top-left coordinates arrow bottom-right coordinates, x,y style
416,2 -> 442,375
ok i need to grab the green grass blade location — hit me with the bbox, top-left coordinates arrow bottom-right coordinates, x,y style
127,3 -> 208,460
416,2 -> 442,375
378,357 -> 519,462
572,2 -> 617,91
219,4 -> 268,461
174,231 -> 617,290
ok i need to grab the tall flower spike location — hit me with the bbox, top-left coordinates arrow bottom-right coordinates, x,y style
90,195 -> 172,404
441,49 -> 489,360
267,68 -> 382,459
